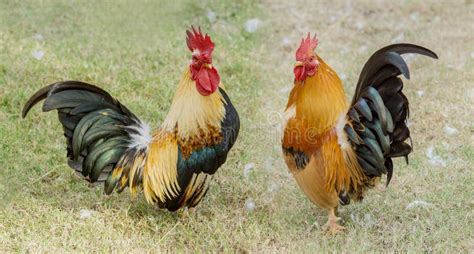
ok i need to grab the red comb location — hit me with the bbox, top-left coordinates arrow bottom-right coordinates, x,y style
295,33 -> 319,61
186,26 -> 215,54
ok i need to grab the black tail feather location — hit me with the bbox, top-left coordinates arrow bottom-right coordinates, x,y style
22,81 -> 117,117
345,44 -> 437,188
23,81 -> 142,191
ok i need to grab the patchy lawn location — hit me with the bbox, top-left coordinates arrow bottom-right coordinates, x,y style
0,0 -> 472,252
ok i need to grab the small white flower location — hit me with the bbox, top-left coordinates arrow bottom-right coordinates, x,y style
355,21 -> 364,31
79,209 -> 93,219
243,163 -> 255,178
33,33 -> 44,41
244,198 -> 255,212
416,90 -> 425,97
281,37 -> 291,45
245,18 -> 261,33
406,200 -> 432,210
206,10 -> 216,23
340,72 -> 347,81
32,49 -> 44,60
426,146 -> 446,167
444,126 -> 458,136
409,12 -> 419,21
358,45 -> 368,53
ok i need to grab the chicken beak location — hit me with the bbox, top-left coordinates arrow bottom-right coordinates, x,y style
295,61 -> 303,67
203,63 -> 213,69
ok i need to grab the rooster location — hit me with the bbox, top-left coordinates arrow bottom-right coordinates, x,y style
22,27 -> 240,211
282,34 -> 437,233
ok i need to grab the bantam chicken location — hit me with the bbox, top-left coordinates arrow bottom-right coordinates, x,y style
22,27 -> 240,211
282,34 -> 437,233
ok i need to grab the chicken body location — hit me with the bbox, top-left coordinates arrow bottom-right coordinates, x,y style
283,58 -> 362,232
282,38 -> 437,233
111,68 -> 239,211
22,28 -> 240,211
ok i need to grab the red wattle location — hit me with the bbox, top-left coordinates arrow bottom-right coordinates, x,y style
196,67 -> 220,96
294,66 -> 305,81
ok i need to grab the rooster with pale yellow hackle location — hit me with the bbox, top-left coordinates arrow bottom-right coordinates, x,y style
23,27 -> 240,211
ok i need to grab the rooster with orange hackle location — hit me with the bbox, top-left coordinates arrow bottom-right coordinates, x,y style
282,33 -> 437,233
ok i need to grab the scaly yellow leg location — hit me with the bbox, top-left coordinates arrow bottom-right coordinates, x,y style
323,208 -> 345,234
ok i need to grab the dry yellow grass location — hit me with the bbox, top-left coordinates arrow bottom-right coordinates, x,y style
0,0 -> 472,252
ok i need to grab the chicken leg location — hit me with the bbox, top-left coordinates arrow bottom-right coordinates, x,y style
323,207 -> 345,234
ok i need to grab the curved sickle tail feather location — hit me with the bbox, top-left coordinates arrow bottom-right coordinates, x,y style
22,81 -> 151,194
344,44 -> 437,192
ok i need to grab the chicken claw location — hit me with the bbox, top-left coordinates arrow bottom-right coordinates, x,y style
323,208 -> 345,235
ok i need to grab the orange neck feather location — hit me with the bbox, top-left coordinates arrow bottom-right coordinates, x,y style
283,56 -> 348,150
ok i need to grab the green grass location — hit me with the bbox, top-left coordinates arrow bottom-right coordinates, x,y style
0,0 -> 473,252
